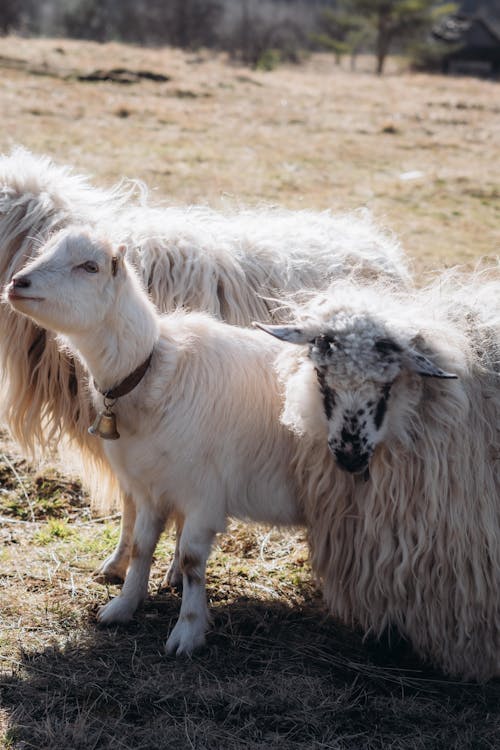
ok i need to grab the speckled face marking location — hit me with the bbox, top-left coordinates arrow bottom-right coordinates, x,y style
311,335 -> 455,473
315,369 -> 394,474
315,367 -> 335,420
306,324 -> 404,474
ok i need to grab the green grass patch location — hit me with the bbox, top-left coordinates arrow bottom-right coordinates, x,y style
0,450 -> 87,521
34,519 -> 75,545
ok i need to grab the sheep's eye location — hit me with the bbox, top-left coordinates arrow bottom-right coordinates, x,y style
313,334 -> 333,356
79,261 -> 99,273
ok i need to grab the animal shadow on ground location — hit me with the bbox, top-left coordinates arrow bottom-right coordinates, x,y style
1,591 -> 500,750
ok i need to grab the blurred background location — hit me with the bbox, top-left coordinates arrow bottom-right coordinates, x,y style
2,0 -> 500,76
0,0 -> 499,271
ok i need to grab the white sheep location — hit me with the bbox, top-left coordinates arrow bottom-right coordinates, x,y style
258,272 -> 500,680
6,227 -> 310,655
0,147 -> 410,584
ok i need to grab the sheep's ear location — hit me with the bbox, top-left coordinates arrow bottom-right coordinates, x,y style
403,347 -> 458,379
253,322 -> 312,344
374,337 -> 403,356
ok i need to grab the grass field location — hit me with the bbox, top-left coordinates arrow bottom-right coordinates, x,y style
0,36 -> 499,750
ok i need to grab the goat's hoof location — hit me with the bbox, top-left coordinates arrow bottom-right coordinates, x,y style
165,618 -> 207,656
93,570 -> 125,586
97,597 -> 135,625
160,563 -> 183,592
93,557 -> 128,585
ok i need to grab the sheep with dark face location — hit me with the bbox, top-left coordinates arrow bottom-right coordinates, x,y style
261,308 -> 457,476
260,272 -> 500,680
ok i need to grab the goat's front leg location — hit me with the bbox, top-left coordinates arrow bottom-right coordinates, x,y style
94,491 -> 136,584
97,502 -> 164,625
165,515 -> 215,656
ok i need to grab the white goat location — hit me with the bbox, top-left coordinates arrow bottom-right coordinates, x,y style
259,273 -> 500,680
0,148 -> 410,584
5,227 -> 312,654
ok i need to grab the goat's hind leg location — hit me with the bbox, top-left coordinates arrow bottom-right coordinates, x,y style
98,500 -> 164,625
160,513 -> 184,591
165,515 -> 215,656
94,491 -> 136,584
95,497 -> 183,591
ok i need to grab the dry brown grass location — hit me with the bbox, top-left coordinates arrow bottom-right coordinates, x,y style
2,430 -> 500,750
0,37 -> 499,272
0,37 -> 499,749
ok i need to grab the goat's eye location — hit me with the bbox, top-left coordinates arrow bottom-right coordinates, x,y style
79,261 -> 99,273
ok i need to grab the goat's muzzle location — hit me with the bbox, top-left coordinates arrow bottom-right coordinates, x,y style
6,274 -> 44,303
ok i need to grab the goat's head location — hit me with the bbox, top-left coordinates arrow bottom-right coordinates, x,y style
257,313 -> 457,475
4,227 -> 127,335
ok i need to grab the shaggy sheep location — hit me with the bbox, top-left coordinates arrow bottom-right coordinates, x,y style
6,227 -> 311,655
0,148 -> 409,583
259,272 -> 500,680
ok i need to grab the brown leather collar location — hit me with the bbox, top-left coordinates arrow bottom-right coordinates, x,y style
94,350 -> 154,400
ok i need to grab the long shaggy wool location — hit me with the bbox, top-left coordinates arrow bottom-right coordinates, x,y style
0,148 -> 410,511
275,268 -> 500,680
0,149 -> 138,506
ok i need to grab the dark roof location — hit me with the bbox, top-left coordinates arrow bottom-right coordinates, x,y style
459,0 -> 500,31
433,14 -> 500,46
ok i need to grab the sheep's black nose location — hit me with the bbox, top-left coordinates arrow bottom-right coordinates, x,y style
11,275 -> 31,288
334,450 -> 370,475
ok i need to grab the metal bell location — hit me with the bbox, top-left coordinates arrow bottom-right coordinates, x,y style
88,408 -> 120,440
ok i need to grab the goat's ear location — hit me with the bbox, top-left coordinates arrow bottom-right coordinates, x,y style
111,244 -> 127,277
253,322 -> 312,344
402,347 -> 458,379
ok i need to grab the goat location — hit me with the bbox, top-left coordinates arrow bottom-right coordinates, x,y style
258,272 -> 500,680
5,226 -> 313,654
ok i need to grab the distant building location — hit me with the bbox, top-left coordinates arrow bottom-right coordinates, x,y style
433,14 -> 500,76
458,0 -> 500,35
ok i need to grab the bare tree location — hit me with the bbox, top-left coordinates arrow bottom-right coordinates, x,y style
343,0 -> 453,74
224,0 -> 307,67
164,0 -> 222,48
0,0 -> 23,34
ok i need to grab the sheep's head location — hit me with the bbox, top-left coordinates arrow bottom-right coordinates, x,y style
4,227 -> 127,335
257,313 -> 457,475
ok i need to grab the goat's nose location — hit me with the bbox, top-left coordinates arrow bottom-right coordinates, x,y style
11,274 -> 31,289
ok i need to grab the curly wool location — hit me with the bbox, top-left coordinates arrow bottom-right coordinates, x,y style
277,269 -> 500,680
0,148 -> 410,512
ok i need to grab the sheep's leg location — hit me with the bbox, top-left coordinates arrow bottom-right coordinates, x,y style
97,502 -> 164,625
94,492 -> 136,584
161,514 -> 184,590
165,516 -> 215,656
